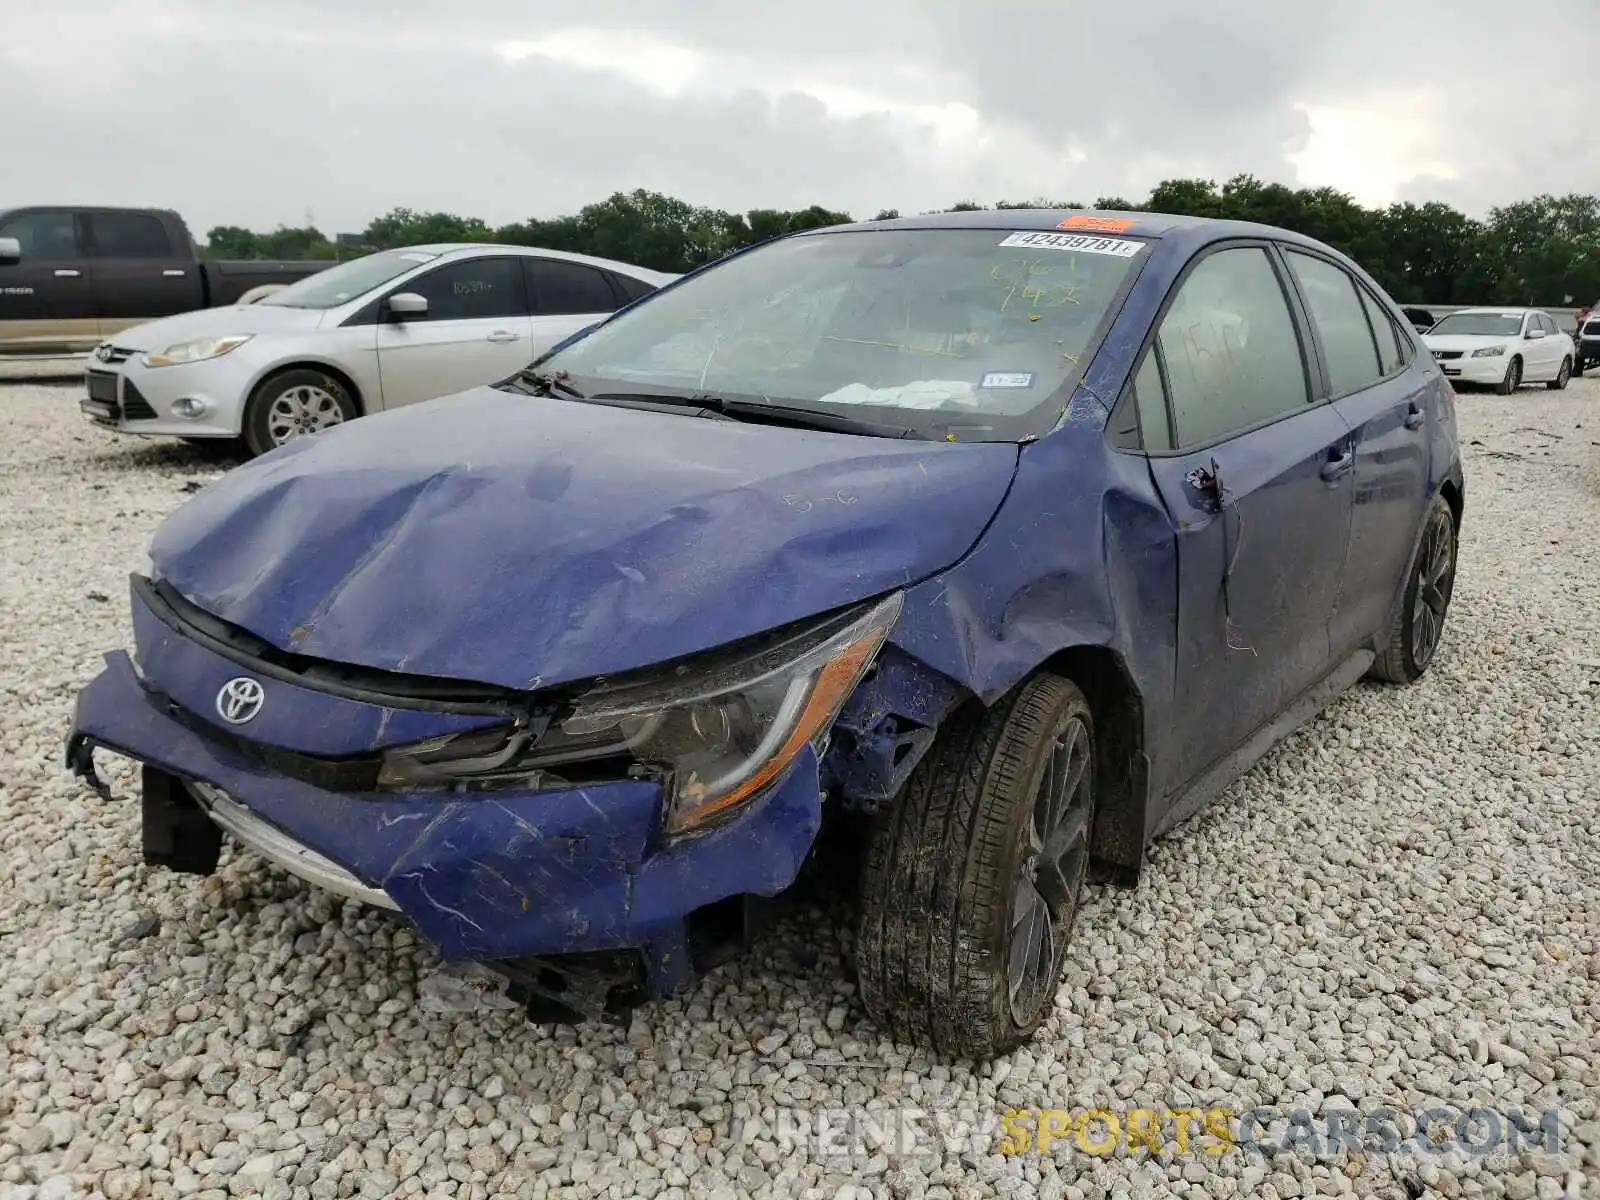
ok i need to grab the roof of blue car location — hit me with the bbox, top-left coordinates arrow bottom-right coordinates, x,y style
828,208 -> 1319,246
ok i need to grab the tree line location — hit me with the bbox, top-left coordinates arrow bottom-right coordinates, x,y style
202,176 -> 1600,307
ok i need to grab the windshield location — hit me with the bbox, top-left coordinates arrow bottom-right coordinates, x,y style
537,227 -> 1149,441
1427,311 -> 1525,337
259,248 -> 439,309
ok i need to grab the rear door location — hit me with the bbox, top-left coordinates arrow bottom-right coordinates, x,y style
1136,242 -> 1356,799
0,209 -> 97,352
1535,312 -> 1566,377
1279,248 -> 1429,658
85,211 -> 204,336
373,255 -> 534,408
523,257 -> 624,356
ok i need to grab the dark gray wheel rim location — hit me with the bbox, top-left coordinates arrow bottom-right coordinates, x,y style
1411,514 -> 1455,668
1007,715 -> 1093,1025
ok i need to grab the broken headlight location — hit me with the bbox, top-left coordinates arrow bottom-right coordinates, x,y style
376,592 -> 903,836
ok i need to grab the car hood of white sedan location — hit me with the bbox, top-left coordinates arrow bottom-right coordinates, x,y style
108,303 -> 324,352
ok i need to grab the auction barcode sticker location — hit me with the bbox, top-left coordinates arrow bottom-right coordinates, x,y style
998,231 -> 1144,257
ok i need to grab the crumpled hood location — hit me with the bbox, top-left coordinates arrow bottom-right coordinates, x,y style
111,303 -> 321,351
150,389 -> 1020,690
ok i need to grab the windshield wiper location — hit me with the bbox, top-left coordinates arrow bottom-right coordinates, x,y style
588,392 -> 921,439
513,368 -> 586,399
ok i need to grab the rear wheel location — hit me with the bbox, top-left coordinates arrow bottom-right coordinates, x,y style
1495,356 -> 1522,395
1548,357 -> 1572,390
242,369 -> 358,458
857,672 -> 1096,1060
1368,495 -> 1457,684
1575,358 -> 1587,378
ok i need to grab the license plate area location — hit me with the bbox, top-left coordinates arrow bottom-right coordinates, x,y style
86,370 -> 119,402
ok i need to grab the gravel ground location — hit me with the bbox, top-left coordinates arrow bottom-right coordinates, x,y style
0,375 -> 1596,1200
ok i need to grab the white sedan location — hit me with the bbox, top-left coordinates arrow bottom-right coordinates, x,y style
78,244 -> 677,457
1421,307 -> 1575,394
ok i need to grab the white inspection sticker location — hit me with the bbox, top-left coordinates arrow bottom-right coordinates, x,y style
980,371 -> 1034,389
998,230 -> 1143,257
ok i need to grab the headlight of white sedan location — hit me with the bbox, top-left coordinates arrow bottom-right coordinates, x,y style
1470,345 -> 1506,358
142,335 -> 254,368
377,592 -> 905,837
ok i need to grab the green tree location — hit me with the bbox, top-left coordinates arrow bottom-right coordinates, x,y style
363,208 -> 493,250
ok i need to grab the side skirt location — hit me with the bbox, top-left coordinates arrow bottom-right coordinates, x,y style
1150,647 -> 1376,841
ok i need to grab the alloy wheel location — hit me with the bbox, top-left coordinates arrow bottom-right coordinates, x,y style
1411,513 -> 1456,669
266,384 -> 347,446
1007,715 -> 1093,1025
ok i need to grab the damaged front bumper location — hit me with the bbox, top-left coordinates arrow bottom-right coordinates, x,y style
67,651 -> 824,1008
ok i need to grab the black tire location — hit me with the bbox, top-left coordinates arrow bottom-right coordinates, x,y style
242,368 -> 359,458
1495,356 -> 1522,395
1368,495 -> 1457,684
857,672 -> 1096,1060
1574,358 -> 1587,378
1548,357 -> 1572,390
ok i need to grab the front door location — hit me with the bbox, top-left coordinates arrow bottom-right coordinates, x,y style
375,256 -> 535,409
84,211 -> 204,337
0,209 -> 96,353
1134,243 -> 1355,803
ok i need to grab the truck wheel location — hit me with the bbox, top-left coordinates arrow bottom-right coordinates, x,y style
1547,357 -> 1572,390
857,672 -> 1096,1060
242,369 -> 358,458
237,284 -> 286,305
1575,358 -> 1587,378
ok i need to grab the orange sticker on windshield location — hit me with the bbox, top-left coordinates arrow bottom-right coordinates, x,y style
1058,216 -> 1136,234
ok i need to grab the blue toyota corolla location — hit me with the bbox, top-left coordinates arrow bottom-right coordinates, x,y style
68,210 -> 1463,1059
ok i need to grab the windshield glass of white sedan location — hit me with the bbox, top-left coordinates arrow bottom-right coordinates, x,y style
260,249 -> 440,310
1428,311 -> 1524,337
541,228 -> 1148,440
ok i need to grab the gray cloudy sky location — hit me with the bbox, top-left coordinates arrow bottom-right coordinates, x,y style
6,0 -> 1596,235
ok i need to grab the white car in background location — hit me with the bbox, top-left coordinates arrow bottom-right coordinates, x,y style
1421,307 -> 1574,394
77,244 -> 678,457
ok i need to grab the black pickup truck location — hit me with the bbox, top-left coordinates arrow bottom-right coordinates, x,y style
0,206 -> 335,356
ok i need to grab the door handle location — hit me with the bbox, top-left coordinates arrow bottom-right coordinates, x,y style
163,269 -> 185,277
1403,403 -> 1425,431
54,269 -> 81,278
486,330 -> 522,343
1320,449 -> 1354,482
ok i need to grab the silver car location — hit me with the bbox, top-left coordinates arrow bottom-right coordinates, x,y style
77,244 -> 677,457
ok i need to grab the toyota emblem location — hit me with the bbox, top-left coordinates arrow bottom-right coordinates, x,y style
216,677 -> 265,724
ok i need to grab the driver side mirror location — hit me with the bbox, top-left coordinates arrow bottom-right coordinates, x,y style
0,237 -> 21,266
387,292 -> 428,320
1525,328 -> 1545,340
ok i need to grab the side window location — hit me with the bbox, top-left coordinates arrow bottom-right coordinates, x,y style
1358,288 -> 1405,375
1156,246 -> 1309,448
527,258 -> 619,316
402,257 -> 526,321
1133,352 -> 1172,451
0,211 -> 81,260
88,213 -> 173,259
609,271 -> 658,305
1540,313 -> 1558,335
1284,250 -> 1383,396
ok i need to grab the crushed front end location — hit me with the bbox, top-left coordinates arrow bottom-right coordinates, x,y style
68,574 -> 901,1019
